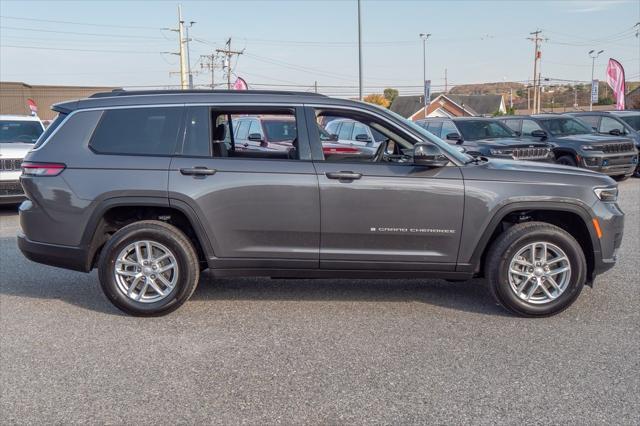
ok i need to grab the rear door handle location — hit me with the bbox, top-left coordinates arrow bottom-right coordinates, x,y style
180,167 -> 216,176
325,171 -> 362,180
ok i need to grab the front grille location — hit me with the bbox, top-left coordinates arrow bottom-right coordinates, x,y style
0,181 -> 24,196
512,147 -> 550,160
1,158 -> 22,171
592,142 -> 635,153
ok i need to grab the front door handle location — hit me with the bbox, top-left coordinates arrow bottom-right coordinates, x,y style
325,171 -> 362,180
180,167 -> 216,176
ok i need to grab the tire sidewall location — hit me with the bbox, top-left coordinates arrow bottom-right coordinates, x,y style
99,226 -> 197,316
495,229 -> 586,316
557,155 -> 577,167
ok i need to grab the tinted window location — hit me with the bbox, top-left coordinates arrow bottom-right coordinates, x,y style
263,119 -> 296,142
521,119 -> 543,136
503,119 -> 521,133
182,107 -> 210,157
352,122 -> 369,139
426,121 -> 442,138
619,114 -> 640,130
90,107 -> 182,155
599,117 -> 625,134
33,113 -> 66,149
441,120 -> 458,139
575,115 -> 599,129
0,120 -> 43,144
455,120 -> 515,141
539,117 -> 591,136
338,121 -> 354,140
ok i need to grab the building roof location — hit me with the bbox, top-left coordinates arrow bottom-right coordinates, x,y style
389,95 -> 425,118
445,94 -> 504,116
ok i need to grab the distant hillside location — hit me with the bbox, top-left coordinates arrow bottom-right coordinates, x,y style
449,82 -> 525,96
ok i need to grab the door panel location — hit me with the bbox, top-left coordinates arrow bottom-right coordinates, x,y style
314,161 -> 464,269
169,158 -> 320,262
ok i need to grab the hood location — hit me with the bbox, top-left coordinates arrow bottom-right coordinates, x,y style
462,157 -> 615,186
0,142 -> 34,159
555,133 -> 632,144
469,138 -> 549,148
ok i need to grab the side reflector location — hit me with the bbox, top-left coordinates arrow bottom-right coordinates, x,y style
21,162 -> 66,177
592,218 -> 603,239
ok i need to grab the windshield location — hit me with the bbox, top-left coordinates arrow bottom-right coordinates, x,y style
262,120 -> 296,142
455,120 -> 515,141
0,120 -> 44,143
376,105 -> 473,163
539,117 -> 592,136
619,114 -> 640,131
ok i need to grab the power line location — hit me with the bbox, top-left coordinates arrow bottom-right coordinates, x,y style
1,25 -> 166,40
1,44 -> 161,54
0,15 -> 161,29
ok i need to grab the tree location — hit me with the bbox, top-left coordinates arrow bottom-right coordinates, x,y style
364,94 -> 390,108
383,88 -> 399,104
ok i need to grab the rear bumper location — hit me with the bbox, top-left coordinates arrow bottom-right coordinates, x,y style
17,233 -> 89,272
0,180 -> 26,204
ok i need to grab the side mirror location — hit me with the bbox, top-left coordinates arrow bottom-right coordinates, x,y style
248,133 -> 263,142
354,133 -> 372,142
413,143 -> 449,167
446,132 -> 461,142
514,131 -> 522,137
530,129 -> 547,140
609,129 -> 622,136
329,133 -> 339,142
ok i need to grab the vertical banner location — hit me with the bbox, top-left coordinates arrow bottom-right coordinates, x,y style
606,59 -> 625,110
590,80 -> 599,104
27,98 -> 38,116
233,77 -> 248,90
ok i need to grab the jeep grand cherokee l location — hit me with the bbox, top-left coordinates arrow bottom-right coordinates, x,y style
415,117 -> 554,162
18,90 -> 624,317
500,115 -> 638,180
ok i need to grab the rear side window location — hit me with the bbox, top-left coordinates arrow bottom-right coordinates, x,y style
90,107 -> 182,155
33,113 -> 66,149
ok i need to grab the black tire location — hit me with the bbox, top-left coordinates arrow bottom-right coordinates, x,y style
556,155 -> 577,167
634,165 -> 640,178
485,221 -> 586,317
613,174 -> 630,182
98,220 -> 200,316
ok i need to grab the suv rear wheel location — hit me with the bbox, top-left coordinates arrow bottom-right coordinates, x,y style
485,221 -> 586,317
98,220 -> 200,316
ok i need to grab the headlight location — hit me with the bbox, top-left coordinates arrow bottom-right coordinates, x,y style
594,186 -> 618,202
581,145 -> 601,151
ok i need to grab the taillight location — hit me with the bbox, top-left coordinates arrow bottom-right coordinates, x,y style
323,146 -> 360,154
21,162 -> 66,176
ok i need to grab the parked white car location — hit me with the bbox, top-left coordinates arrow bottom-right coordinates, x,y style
0,115 -> 45,204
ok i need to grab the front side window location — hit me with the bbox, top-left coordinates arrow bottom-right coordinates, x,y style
90,107 -> 182,155
455,120 -> 515,141
521,119 -> 543,136
575,115 -> 599,130
503,119 -> 521,133
426,121 -> 442,138
440,120 -> 459,140
337,121 -> 354,140
539,117 -> 592,136
0,120 -> 44,144
599,117 -> 625,134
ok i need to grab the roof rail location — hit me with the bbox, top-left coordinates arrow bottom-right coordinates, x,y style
89,89 -> 327,99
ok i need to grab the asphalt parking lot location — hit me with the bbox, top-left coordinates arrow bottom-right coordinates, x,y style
1,180 -> 638,425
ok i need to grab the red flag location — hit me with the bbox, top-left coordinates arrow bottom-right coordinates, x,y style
27,98 -> 38,115
606,59 -> 625,110
233,77 -> 248,90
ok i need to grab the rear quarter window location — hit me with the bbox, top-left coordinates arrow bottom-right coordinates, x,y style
33,113 -> 67,149
90,107 -> 183,156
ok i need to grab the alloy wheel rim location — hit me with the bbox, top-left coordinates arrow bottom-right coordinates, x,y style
114,240 -> 179,303
508,241 -> 571,305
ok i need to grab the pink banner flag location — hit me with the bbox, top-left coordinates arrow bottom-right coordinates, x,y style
606,59 -> 625,110
233,77 -> 248,90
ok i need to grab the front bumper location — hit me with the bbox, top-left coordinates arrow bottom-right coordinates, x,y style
0,180 -> 26,204
581,152 -> 638,176
591,200 -> 625,277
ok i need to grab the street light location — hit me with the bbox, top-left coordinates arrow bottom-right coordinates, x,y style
589,49 -> 604,111
419,33 -> 431,118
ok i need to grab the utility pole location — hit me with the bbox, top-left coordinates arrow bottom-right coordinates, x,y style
177,6 -> 188,89
200,53 -> 219,89
528,30 -> 543,114
537,72 -> 542,113
419,33 -> 431,118
357,0 -> 363,100
588,49 -> 604,111
184,20 -> 196,89
509,87 -> 513,109
444,68 -> 448,93
216,38 -> 244,89
314,81 -> 318,93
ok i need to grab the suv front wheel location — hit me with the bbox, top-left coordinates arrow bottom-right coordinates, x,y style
485,221 -> 586,317
98,220 -> 200,316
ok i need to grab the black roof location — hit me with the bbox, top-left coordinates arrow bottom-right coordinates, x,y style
417,116 -> 500,122
389,95 -> 426,118
89,89 -> 326,98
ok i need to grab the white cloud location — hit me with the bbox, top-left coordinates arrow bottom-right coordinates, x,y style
569,0 -> 630,13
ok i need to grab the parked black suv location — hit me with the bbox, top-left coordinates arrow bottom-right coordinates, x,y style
567,110 -> 640,177
18,90 -> 624,317
415,117 -> 554,161
500,114 -> 638,180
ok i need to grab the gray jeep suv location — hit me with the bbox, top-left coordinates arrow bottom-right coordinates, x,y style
18,90 -> 624,317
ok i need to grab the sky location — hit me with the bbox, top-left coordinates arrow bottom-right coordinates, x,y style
1,0 -> 639,97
